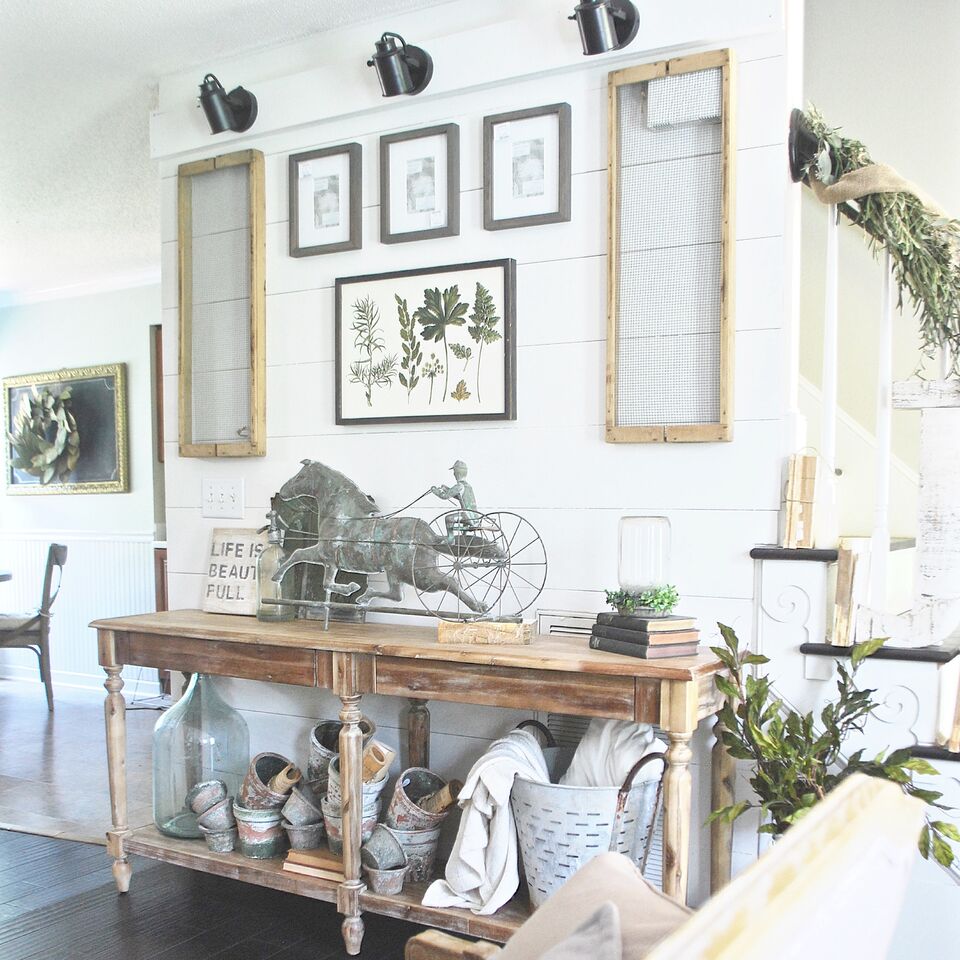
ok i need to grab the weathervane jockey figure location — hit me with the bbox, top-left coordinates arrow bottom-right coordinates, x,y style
431,460 -> 481,539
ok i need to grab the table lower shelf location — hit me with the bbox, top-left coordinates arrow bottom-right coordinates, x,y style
123,825 -> 531,943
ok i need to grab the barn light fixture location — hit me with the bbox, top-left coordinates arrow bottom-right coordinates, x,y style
198,74 -> 258,134
569,0 -> 640,55
367,32 -> 434,97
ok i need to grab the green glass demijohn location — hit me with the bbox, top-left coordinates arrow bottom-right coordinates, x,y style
152,673 -> 249,838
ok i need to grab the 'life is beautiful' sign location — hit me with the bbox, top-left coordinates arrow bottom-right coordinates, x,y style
202,528 -> 267,615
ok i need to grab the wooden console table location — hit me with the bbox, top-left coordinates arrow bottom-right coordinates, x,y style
93,609 -> 734,955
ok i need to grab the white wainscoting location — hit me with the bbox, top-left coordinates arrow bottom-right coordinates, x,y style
0,530 -> 158,695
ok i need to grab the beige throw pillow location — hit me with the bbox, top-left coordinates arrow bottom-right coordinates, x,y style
541,901 -> 622,960
499,853 -> 690,960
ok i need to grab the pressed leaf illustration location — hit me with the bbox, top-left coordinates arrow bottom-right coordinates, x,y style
8,385 -> 79,484
467,282 -> 501,402
349,296 -> 397,406
415,285 -> 467,402
451,379 -> 471,402
396,294 -> 422,402
423,353 -> 444,405
450,342 -> 472,371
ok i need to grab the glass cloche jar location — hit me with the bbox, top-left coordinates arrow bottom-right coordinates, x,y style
618,516 -> 672,594
152,673 -> 249,838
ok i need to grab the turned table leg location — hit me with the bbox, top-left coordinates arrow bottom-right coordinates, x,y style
338,693 -> 365,955
710,716 -> 735,893
408,699 -> 430,770
103,664 -> 132,893
662,731 -> 693,904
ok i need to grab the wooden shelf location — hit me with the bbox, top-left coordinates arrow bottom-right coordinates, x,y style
123,826 -> 531,943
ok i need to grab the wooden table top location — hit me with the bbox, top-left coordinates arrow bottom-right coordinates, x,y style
91,609 -> 722,682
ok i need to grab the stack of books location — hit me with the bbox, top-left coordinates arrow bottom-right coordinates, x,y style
282,848 -> 345,882
588,613 -> 700,659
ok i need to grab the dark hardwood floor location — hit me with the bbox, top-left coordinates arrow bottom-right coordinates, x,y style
0,830 -> 425,960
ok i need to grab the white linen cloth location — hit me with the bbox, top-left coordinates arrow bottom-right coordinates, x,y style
422,727 -> 549,915
560,719 -> 666,787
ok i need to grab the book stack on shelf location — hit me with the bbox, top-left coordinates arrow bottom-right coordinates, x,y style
588,613 -> 700,659
282,848 -> 345,882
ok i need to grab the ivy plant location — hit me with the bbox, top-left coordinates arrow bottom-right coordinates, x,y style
604,585 -> 679,616
709,623 -> 958,868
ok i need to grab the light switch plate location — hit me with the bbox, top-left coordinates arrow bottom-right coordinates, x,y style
201,478 -> 244,519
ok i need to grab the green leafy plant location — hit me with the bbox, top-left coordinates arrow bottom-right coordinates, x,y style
415,286 -> 468,402
467,283 -> 501,402
604,585 -> 679,615
450,342 -> 472,370
451,379 -> 471,402
709,623 -> 957,867
7,386 -> 80,484
801,107 -> 960,375
396,295 -> 422,402
349,297 -> 397,406
423,353 -> 444,405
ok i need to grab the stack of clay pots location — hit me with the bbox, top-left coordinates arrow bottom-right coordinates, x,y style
233,753 -> 302,859
321,754 -> 390,855
188,780 -> 237,852
281,783 -> 325,850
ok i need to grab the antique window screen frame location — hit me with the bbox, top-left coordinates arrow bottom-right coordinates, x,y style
607,49 -> 736,443
178,149 -> 266,457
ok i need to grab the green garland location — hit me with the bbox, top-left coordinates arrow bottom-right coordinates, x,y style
803,107 -> 960,375
7,386 -> 80,484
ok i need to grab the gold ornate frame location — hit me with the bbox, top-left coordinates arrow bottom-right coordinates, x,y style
3,363 -> 129,495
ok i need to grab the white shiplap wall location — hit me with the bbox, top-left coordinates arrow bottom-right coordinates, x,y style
154,0 -> 794,905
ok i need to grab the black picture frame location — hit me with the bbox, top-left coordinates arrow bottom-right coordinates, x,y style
380,123 -> 460,244
483,102 -> 572,231
335,259 -> 516,425
289,142 -> 362,257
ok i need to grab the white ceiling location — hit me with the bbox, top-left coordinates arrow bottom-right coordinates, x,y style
0,0 -> 450,300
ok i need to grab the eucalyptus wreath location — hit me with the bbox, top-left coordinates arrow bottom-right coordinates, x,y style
802,107 -> 960,375
7,386 -> 80,484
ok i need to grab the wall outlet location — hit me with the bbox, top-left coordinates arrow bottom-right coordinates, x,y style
201,478 -> 244,519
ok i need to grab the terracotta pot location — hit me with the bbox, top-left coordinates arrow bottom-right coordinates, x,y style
186,779 -> 228,815
239,753 -> 297,810
307,718 -> 375,781
283,821 -> 325,850
198,823 -> 238,853
363,864 -> 408,894
326,755 -> 389,806
383,825 -> 441,882
321,798 -> 378,856
361,824 -> 407,871
233,803 -> 287,859
385,768 -> 449,831
196,796 -> 236,832
282,784 -> 324,826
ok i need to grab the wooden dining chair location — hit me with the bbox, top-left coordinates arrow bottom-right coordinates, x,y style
0,544 -> 67,711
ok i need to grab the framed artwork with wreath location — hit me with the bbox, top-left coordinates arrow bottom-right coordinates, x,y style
3,363 -> 128,495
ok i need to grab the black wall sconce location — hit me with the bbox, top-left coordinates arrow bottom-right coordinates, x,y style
367,33 -> 433,97
569,0 -> 640,55
198,74 -> 258,134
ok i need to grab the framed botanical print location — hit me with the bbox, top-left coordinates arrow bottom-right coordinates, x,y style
380,123 -> 460,243
4,363 -> 128,495
483,102 -> 571,231
335,259 -> 516,425
289,143 -> 362,256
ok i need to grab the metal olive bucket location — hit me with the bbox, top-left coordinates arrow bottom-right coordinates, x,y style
385,768 -> 449,831
511,752 -> 666,908
307,718 -> 376,781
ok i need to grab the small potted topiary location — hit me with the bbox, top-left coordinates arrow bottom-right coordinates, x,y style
604,584 -> 679,618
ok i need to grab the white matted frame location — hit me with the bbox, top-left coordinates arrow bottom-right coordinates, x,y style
289,142 -> 362,257
178,149 -> 266,458
606,49 -> 736,443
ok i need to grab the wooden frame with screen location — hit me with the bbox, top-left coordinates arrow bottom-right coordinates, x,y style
606,49 -> 736,443
178,149 -> 266,457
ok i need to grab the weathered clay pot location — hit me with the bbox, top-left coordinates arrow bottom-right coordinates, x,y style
186,779 -> 228,815
363,864 -> 408,895
196,796 -> 236,832
283,820 -> 325,850
307,718 -> 376,781
198,823 -> 238,853
361,824 -> 406,871
239,753 -> 298,810
321,798 -> 378,856
233,803 -> 287,859
282,784 -> 324,826
383,825 -> 441,882
385,768 -> 449,831
326,755 -> 389,806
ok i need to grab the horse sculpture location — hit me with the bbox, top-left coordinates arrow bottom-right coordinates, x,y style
272,460 -> 506,614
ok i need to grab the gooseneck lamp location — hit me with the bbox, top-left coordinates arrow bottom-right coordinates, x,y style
198,74 -> 258,134
569,0 -> 640,55
367,33 -> 434,97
